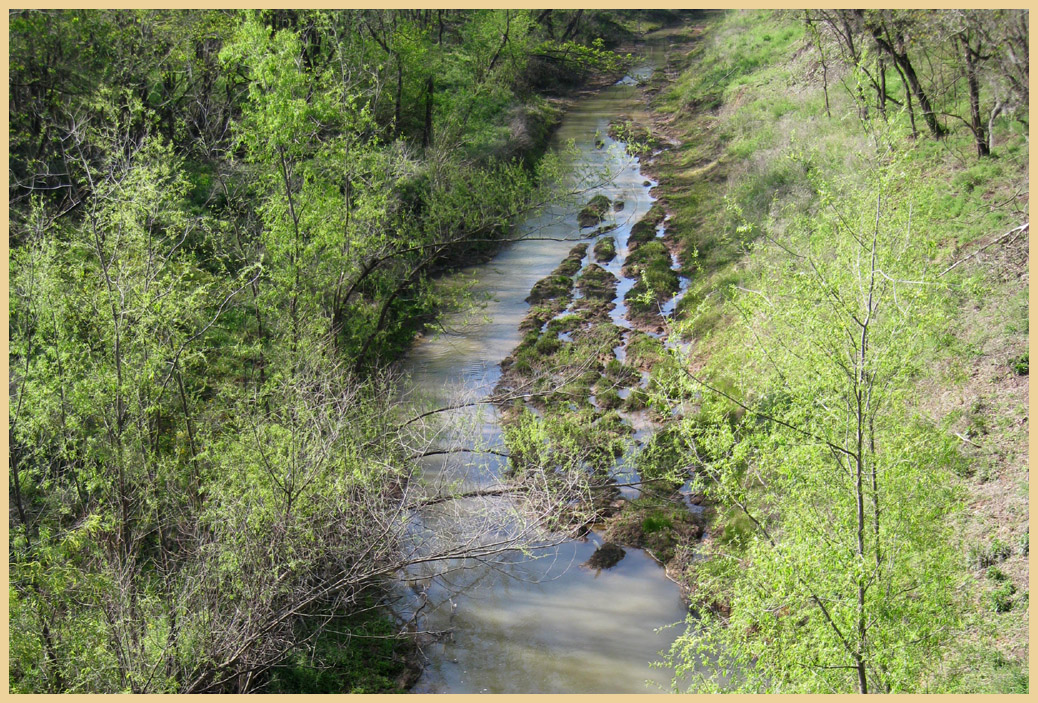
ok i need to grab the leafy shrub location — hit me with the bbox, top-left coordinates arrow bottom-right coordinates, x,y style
971,537 -> 1013,569
988,582 -> 1017,613
986,566 -> 1009,582
1010,351 -> 1028,375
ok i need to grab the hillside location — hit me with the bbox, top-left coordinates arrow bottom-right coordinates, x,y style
636,9 -> 1028,692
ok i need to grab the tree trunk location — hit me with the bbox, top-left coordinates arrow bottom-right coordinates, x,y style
877,57 -> 887,119
394,56 -> 403,137
890,58 -> 919,138
988,99 -> 1004,153
561,10 -> 583,41
960,34 -> 989,157
422,75 -> 434,149
867,25 -> 945,137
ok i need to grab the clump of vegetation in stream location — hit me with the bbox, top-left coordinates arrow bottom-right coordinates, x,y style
527,275 -> 574,304
624,240 -> 681,322
603,358 -> 638,387
602,496 -> 706,566
578,194 -> 613,228
555,243 -> 589,276
628,203 -> 666,247
625,330 -> 665,369
503,405 -> 631,530
523,243 -> 585,308
609,117 -> 665,156
574,263 -> 620,321
501,247 -> 625,396
593,236 -> 617,262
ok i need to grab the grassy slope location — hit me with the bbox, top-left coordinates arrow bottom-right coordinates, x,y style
642,10 -> 1028,691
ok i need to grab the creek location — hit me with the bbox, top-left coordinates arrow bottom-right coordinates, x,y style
397,35 -> 689,694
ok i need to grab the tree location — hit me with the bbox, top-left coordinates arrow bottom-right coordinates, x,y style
945,10 -> 1029,157
663,141 -> 963,693
857,10 -> 947,139
8,98 -> 257,691
8,9 -> 631,692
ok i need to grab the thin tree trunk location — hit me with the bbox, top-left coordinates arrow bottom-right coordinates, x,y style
890,58 -> 918,138
422,75 -> 434,149
560,10 -> 583,41
988,99 -> 1004,153
877,57 -> 887,119
394,56 -> 403,137
960,34 -> 989,157
866,24 -> 945,137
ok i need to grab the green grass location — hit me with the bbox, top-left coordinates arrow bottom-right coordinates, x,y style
642,512 -> 674,533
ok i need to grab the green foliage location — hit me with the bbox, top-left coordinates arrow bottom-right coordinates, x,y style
626,331 -> 665,368
8,7 -> 632,694
939,645 -> 1029,693
597,388 -> 623,411
527,274 -> 575,303
267,601 -> 412,693
644,7 -> 1029,694
609,119 -> 663,155
970,537 -> 1013,569
988,582 -> 1017,613
603,496 -> 702,564
1010,351 -> 1028,375
502,405 -> 628,529
577,263 -> 618,302
533,36 -> 630,80
660,11 -> 803,113
624,240 -> 681,314
985,566 -> 1009,582
635,428 -> 687,491
628,205 -> 665,247
663,142 -> 966,692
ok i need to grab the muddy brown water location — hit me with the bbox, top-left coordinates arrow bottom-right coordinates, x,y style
397,38 -> 690,694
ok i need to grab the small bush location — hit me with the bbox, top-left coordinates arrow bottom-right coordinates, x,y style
971,537 -> 1013,569
989,582 -> 1017,613
534,334 -> 561,356
624,387 -> 649,411
1010,351 -> 1028,375
986,566 -> 1009,582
